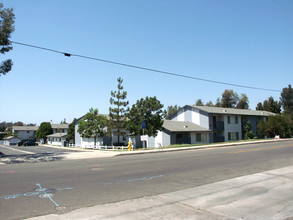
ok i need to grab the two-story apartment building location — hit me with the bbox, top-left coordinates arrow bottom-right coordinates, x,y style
12,126 -> 39,140
74,115 -> 134,148
74,106 -> 275,149
168,105 -> 276,144
46,124 -> 69,146
51,124 -> 68,134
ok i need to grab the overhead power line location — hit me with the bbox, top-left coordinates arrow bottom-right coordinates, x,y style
11,41 -> 281,93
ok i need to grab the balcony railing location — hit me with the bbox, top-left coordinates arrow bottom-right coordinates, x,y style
213,121 -> 224,131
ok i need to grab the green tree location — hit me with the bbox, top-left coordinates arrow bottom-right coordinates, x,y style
257,115 -> 293,138
256,96 -> 281,114
0,121 -> 12,132
60,118 -> 67,124
215,97 -> 222,107
3,126 -> 12,138
13,121 -> 24,126
280,84 -> 293,117
125,96 -> 164,137
195,99 -> 204,106
256,102 -> 264,111
0,3 -> 15,76
26,123 -> 36,126
78,108 -> 108,146
205,101 -> 214,107
244,120 -> 255,139
109,77 -> 129,144
220,89 -> 239,108
165,105 -> 180,119
36,122 -> 53,142
67,118 -> 76,144
236,94 -> 249,109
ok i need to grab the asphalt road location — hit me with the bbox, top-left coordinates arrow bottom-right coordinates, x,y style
0,144 -> 85,164
0,144 -> 81,155
1,140 -> 293,220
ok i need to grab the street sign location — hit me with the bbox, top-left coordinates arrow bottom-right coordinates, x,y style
142,122 -> 146,129
140,135 -> 148,141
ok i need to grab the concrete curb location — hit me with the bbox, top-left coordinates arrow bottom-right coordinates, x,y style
39,144 -> 93,151
55,138 -> 293,161
116,138 -> 293,156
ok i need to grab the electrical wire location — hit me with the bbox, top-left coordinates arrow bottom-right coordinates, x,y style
11,41 -> 281,93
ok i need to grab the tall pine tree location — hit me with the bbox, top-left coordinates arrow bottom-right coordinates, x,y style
109,77 -> 129,144
281,84 -> 293,117
256,96 -> 281,114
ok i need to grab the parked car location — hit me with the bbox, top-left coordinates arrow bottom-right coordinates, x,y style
17,141 -> 24,146
23,140 -> 38,146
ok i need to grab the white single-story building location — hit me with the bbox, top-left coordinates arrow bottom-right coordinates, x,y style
142,120 -> 210,148
3,136 -> 21,146
46,133 -> 67,146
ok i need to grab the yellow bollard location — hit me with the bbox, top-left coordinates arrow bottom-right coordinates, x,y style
128,142 -> 132,151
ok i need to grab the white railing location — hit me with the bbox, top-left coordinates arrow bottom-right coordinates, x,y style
68,144 -> 129,151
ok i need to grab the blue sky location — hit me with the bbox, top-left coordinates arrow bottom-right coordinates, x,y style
0,0 -> 292,125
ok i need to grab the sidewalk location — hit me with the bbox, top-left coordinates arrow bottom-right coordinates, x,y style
29,165 -> 293,220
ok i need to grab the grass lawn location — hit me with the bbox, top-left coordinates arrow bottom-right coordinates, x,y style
137,138 -> 273,150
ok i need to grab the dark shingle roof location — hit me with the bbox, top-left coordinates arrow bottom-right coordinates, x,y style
12,126 -> 39,131
193,105 -> 276,116
163,120 -> 210,132
46,133 -> 67,138
51,124 -> 69,129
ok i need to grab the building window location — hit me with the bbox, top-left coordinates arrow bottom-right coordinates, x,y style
228,132 -> 239,141
228,116 -> 238,124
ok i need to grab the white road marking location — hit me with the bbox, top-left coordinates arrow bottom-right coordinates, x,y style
0,145 -> 35,154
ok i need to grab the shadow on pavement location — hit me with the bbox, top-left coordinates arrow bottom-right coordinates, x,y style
0,152 -> 64,164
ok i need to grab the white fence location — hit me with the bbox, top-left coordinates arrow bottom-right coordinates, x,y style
68,144 -> 129,151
